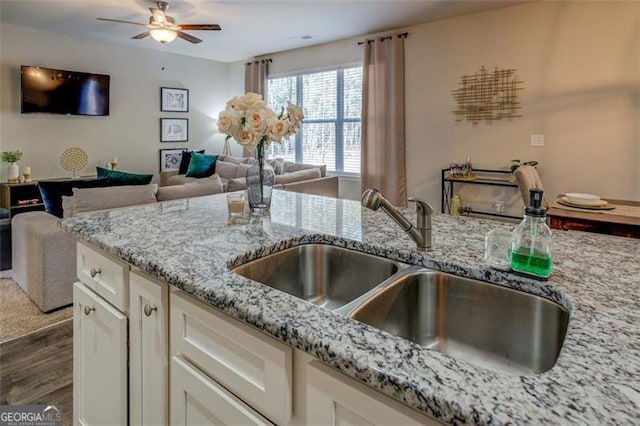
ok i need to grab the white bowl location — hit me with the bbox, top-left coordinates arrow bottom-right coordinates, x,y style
565,193 -> 602,206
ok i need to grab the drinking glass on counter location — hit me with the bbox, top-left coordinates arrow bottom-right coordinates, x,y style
484,228 -> 513,270
227,192 -> 246,217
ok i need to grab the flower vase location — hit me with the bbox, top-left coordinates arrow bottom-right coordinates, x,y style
7,162 -> 19,182
246,143 -> 275,213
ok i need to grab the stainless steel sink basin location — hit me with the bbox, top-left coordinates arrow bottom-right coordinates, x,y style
348,268 -> 570,375
232,244 -> 404,311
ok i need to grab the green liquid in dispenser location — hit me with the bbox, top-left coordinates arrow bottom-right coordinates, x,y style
510,247 -> 552,278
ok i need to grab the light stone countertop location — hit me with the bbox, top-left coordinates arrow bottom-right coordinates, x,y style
60,190 -> 640,425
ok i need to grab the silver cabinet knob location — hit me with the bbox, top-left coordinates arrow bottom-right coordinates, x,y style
89,267 -> 101,278
144,304 -> 158,317
84,306 -> 95,315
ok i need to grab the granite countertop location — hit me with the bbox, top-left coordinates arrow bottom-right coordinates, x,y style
60,190 -> 640,425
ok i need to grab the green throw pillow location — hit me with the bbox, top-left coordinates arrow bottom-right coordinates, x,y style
186,153 -> 218,178
96,167 -> 153,186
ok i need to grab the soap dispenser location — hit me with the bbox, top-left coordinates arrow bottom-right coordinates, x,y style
510,188 -> 553,278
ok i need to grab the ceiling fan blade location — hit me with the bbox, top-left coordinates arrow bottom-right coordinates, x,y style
131,31 -> 150,40
97,17 -> 147,27
176,31 -> 202,44
178,24 -> 221,31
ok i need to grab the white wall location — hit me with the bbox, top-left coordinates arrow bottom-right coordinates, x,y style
262,1 -> 640,209
0,23 -> 243,182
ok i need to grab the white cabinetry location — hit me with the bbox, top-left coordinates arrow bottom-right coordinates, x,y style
73,243 -> 169,425
73,283 -> 127,426
170,290 -> 292,425
129,271 -> 169,425
73,242 -> 441,425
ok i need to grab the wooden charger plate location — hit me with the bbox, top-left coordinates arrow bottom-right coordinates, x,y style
558,198 -> 616,210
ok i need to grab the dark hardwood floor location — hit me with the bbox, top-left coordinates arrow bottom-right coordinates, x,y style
0,319 -> 73,426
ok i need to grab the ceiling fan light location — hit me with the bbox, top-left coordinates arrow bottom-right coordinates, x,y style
150,28 -> 177,44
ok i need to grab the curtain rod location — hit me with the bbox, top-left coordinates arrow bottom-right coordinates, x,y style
357,32 -> 408,45
245,58 -> 273,65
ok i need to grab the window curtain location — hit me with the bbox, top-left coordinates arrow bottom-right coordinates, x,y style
243,59 -> 271,157
361,34 -> 407,207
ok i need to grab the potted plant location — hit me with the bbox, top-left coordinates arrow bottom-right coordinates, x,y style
509,159 -> 538,174
2,150 -> 23,182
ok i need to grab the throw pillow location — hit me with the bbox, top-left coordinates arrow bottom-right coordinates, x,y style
274,167 -> 321,185
218,155 -> 246,165
214,161 -> 240,180
38,178 -> 111,218
268,158 -> 285,175
72,184 -> 158,215
96,167 -> 153,186
227,178 -> 247,192
235,163 -> 252,178
178,150 -> 205,175
156,175 -> 224,202
186,153 -> 218,178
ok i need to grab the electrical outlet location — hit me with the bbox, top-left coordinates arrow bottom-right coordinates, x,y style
531,134 -> 545,147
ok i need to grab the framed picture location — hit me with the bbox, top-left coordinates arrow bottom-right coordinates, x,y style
161,87 -> 189,112
160,118 -> 189,142
159,148 -> 187,172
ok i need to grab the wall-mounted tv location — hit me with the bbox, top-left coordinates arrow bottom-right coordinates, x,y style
21,65 -> 110,116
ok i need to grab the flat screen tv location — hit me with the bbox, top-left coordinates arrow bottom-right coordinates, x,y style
21,65 -> 110,116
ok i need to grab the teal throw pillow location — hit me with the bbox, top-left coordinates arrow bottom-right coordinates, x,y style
186,153 -> 218,178
96,167 -> 153,186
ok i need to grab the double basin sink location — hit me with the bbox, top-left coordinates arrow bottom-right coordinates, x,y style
232,244 -> 569,376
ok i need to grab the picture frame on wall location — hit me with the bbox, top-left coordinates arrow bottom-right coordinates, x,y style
159,148 -> 188,173
160,87 -> 189,112
160,118 -> 189,142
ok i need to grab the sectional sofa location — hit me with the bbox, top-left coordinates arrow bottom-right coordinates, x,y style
160,154 -> 338,198
11,155 -> 338,312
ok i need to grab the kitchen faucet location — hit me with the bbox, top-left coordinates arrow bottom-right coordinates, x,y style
361,189 -> 433,251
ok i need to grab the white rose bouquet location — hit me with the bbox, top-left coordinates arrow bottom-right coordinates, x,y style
217,92 -> 304,211
217,92 -> 303,152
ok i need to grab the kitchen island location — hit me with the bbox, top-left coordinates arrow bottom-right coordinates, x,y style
60,190 -> 640,425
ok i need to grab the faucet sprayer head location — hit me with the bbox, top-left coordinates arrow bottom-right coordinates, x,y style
361,188 -> 383,211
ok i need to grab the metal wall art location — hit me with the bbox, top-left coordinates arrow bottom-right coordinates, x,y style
452,66 -> 523,124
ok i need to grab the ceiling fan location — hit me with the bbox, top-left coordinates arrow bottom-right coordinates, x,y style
97,1 -> 221,44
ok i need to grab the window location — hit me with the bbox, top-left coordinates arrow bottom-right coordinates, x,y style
266,65 -> 362,175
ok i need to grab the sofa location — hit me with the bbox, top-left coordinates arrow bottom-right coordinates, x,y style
160,154 -> 339,198
12,182 -> 202,312
12,155 -> 338,312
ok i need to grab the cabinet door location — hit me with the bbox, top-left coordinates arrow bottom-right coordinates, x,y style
129,271 -> 169,425
73,283 -> 128,426
306,361 -> 442,426
170,355 -> 272,426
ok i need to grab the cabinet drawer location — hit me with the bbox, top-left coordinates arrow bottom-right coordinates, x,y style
77,242 -> 129,312
171,291 -> 292,425
306,361 -> 443,425
171,355 -> 273,426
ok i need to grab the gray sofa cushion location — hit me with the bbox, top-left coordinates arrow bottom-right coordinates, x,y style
167,174 -> 197,186
216,161 -> 242,180
284,161 -> 326,177
274,168 -> 321,184
218,155 -> 253,165
71,184 -> 158,215
157,174 -> 223,201
227,178 -> 247,192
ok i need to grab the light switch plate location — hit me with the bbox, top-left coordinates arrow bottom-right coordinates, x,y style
531,134 -> 545,147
